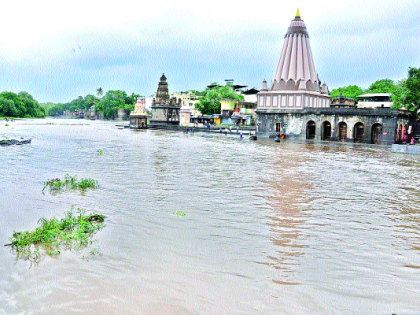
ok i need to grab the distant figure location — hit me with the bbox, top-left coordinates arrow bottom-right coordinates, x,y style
192,127 -> 195,133
229,126 -> 232,133
236,127 -> 239,133
240,133 -> 243,139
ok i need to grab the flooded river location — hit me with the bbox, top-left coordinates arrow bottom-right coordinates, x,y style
1,119 -> 420,314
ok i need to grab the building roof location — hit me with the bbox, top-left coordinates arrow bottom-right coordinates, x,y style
356,93 -> 392,98
242,88 -> 260,94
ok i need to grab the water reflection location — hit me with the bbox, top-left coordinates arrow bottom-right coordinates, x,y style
259,144 -> 313,285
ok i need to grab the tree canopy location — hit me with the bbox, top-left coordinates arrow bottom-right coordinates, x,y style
43,89 -> 136,119
195,84 -> 244,115
366,79 -> 395,94
0,91 -> 45,118
330,85 -> 364,101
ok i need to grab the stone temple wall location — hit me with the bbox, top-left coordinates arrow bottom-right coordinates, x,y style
256,108 -> 416,145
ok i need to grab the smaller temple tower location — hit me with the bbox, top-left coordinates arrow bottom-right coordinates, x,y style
150,74 -> 181,127
129,97 -> 147,129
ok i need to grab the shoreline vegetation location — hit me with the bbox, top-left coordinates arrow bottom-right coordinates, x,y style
5,208 -> 105,263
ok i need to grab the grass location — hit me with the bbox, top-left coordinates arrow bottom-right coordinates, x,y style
5,208 -> 105,263
43,174 -> 99,193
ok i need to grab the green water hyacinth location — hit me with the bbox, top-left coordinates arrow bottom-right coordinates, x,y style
5,208 -> 105,263
43,174 -> 99,193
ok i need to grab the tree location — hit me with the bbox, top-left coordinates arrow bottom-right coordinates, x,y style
367,79 -> 395,94
404,67 -> 420,112
391,80 -> 406,109
95,90 -> 129,119
195,84 -> 244,115
330,85 -> 364,102
0,97 -> 18,117
84,94 -> 99,110
96,87 -> 103,99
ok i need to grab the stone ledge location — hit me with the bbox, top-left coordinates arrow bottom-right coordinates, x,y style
391,144 -> 420,155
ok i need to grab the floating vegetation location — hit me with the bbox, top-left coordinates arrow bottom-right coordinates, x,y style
172,211 -> 186,217
42,174 -> 99,193
5,208 -> 105,263
97,149 -> 104,155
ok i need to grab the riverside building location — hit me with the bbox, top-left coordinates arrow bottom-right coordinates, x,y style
256,9 -> 415,144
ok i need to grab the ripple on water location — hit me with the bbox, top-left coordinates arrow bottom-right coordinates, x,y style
1,120 -> 420,314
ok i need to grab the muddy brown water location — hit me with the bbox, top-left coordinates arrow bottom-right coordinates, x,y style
1,119 -> 420,314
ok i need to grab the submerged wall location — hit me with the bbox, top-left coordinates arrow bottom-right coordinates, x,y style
256,108 -> 416,145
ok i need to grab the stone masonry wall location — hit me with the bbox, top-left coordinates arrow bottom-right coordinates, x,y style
256,108 -> 415,145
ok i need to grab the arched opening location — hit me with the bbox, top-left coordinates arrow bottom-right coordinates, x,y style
403,125 -> 408,143
353,122 -> 364,143
306,121 -> 316,139
338,122 -> 347,141
321,121 -> 331,140
371,123 -> 383,144
397,125 -> 402,143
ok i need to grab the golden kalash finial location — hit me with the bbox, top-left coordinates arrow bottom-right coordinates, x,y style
296,8 -> 301,18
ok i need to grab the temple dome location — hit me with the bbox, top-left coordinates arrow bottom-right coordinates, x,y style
272,10 -> 318,91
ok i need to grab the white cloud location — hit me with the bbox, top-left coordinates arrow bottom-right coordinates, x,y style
0,0 -> 419,101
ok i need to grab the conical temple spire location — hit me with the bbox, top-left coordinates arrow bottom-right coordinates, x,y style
271,10 -> 318,92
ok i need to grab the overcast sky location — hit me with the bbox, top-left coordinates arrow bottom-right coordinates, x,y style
0,0 -> 419,103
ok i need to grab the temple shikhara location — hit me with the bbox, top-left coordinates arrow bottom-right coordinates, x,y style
149,74 -> 181,127
256,9 -> 415,144
258,9 -> 330,110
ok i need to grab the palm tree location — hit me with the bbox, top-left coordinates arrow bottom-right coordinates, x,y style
96,87 -> 103,99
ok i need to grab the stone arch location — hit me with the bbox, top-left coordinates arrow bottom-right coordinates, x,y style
353,122 -> 365,143
397,124 -> 403,143
371,123 -> 383,144
321,120 -> 331,140
338,121 -> 347,141
403,124 -> 408,143
306,120 -> 316,139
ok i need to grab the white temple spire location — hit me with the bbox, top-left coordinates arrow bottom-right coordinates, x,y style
272,11 -> 319,91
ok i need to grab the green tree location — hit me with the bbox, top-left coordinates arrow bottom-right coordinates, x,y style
195,84 -> 244,115
367,79 -> 395,94
404,67 -> 420,112
0,92 -> 25,116
391,80 -> 406,109
96,87 -> 103,99
95,90 -> 129,119
0,97 -> 18,117
330,85 -> 364,102
84,94 -> 99,110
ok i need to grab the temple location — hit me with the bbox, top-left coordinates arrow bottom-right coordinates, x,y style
149,74 -> 181,127
129,97 -> 147,129
257,9 -> 330,110
255,10 -> 415,144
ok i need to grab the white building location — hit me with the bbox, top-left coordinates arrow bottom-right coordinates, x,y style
356,93 -> 392,108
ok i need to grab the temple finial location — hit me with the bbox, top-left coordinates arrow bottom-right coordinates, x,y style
295,8 -> 300,18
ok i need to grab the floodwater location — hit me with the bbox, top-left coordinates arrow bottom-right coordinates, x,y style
1,119 -> 420,314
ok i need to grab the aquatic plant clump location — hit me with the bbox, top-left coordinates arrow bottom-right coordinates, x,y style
43,174 -> 99,193
6,209 -> 105,262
